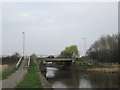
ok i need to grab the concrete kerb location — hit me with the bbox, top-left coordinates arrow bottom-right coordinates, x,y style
39,72 -> 53,89
35,59 -> 53,89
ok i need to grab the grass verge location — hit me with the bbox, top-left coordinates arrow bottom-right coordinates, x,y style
15,59 -> 43,88
2,58 -> 23,80
2,67 -> 17,80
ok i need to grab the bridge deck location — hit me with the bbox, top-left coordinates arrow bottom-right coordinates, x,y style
38,58 -> 73,62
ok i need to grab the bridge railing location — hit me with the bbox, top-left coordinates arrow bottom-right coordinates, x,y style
24,57 -> 31,68
28,57 -> 31,67
16,56 -> 23,68
37,55 -> 59,58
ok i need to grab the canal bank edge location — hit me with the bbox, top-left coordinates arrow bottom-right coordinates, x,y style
35,59 -> 53,89
70,61 -> 120,73
39,72 -> 53,89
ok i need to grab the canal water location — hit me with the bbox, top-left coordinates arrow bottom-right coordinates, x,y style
46,67 -> 119,88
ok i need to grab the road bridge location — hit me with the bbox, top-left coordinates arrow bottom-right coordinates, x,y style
38,58 -> 75,71
38,58 -> 74,62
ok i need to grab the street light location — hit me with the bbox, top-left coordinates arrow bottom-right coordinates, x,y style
82,37 -> 86,56
22,32 -> 25,59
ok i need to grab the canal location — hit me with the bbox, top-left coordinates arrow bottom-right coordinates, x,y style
46,67 -> 119,88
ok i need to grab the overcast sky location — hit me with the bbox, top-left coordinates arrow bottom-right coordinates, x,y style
2,2 -> 118,56
0,3 -> 2,56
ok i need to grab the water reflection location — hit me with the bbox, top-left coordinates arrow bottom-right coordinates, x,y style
79,78 -> 92,88
46,67 -> 119,88
46,67 -> 58,78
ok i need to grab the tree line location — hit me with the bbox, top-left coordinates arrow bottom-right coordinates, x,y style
86,34 -> 119,63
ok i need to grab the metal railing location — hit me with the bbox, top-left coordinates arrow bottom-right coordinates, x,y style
28,57 -> 31,67
16,56 -> 22,68
24,56 -> 31,68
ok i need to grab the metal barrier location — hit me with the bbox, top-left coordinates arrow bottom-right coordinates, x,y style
16,57 -> 22,68
24,56 -> 31,68
28,57 -> 30,67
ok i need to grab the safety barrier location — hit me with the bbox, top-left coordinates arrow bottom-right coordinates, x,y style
24,57 -> 31,68
16,57 -> 22,68
28,57 -> 31,67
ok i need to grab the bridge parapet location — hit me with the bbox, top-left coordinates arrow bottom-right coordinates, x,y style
38,58 -> 74,62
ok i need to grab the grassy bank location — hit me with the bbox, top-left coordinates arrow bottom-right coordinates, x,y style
2,67 -> 17,80
75,60 -> 120,73
15,59 -> 43,88
2,59 -> 23,80
86,67 -> 119,72
1,57 -> 23,80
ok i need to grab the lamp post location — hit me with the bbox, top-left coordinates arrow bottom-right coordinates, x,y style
22,32 -> 25,59
82,37 -> 86,56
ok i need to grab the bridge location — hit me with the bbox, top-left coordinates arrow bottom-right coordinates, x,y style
38,58 -> 74,62
38,58 -> 75,70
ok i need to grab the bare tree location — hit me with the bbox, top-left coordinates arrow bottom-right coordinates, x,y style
86,34 -> 118,63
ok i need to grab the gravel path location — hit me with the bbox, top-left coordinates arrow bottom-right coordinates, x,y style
2,60 -> 28,88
